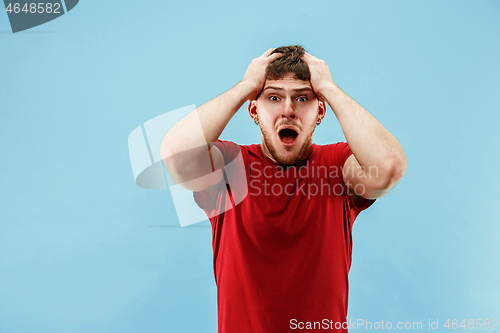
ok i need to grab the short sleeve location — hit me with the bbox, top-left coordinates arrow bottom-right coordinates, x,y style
329,142 -> 376,212
336,141 -> 354,171
192,140 -> 241,212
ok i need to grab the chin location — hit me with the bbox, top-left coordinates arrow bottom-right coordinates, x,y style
274,155 -> 299,166
268,140 -> 311,166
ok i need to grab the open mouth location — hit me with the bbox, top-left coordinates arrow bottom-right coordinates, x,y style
278,128 -> 298,145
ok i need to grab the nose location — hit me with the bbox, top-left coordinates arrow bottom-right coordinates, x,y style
281,98 -> 296,120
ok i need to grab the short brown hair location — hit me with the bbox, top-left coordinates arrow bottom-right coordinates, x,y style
266,45 -> 310,81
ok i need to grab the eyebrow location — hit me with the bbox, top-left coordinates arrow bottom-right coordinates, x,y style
263,86 -> 313,93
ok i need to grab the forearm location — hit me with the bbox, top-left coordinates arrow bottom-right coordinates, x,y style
160,81 -> 254,187
324,83 -> 407,183
162,81 -> 253,155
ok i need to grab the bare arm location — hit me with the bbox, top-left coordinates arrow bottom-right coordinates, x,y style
302,52 -> 407,200
160,49 -> 283,193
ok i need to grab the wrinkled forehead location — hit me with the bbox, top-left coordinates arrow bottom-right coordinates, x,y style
263,74 -> 312,92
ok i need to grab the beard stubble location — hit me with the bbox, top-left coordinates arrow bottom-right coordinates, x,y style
260,120 -> 317,166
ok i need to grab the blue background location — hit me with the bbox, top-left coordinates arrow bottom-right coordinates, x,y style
1,0 -> 499,332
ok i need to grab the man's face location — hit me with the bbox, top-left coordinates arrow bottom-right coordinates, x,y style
250,73 -> 325,166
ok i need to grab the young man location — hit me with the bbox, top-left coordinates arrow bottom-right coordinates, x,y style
161,46 -> 407,332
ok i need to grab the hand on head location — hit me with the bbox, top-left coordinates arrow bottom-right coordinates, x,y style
242,47 -> 336,103
300,52 -> 336,102
242,49 -> 284,101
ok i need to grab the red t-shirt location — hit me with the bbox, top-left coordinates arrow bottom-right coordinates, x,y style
194,140 -> 375,332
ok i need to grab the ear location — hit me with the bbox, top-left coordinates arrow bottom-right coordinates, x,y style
318,101 -> 326,121
248,100 -> 258,121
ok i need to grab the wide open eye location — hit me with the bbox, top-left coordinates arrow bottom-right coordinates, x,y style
269,96 -> 280,102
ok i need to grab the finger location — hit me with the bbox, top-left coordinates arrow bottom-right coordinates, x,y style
300,52 -> 314,62
267,51 -> 284,63
262,48 -> 276,58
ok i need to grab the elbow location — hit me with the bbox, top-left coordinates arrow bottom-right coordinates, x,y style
388,154 -> 407,185
368,156 -> 407,197
160,130 -> 174,161
160,133 -> 212,184
160,130 -> 184,167
160,131 -> 181,174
